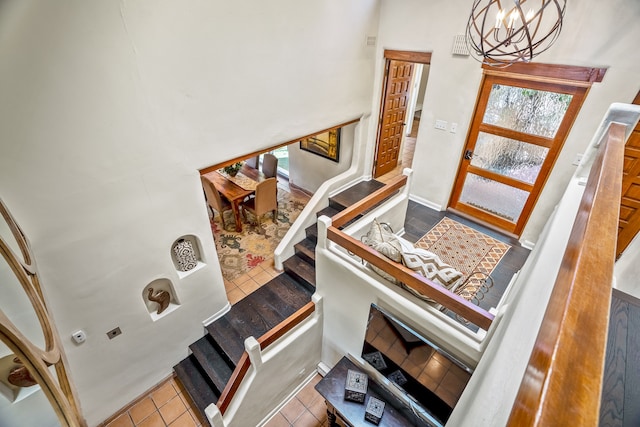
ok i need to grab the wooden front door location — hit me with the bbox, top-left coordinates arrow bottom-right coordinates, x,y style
373,59 -> 413,178
617,91 -> 640,258
449,70 -> 588,236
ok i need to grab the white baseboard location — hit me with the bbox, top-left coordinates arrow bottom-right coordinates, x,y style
202,302 -> 231,327
520,240 -> 536,250
316,361 -> 332,377
408,194 -> 442,211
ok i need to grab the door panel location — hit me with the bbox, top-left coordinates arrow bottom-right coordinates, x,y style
617,94 -> 640,258
374,59 -> 413,178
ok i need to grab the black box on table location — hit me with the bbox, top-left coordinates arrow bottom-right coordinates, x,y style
344,369 -> 368,403
364,396 -> 385,425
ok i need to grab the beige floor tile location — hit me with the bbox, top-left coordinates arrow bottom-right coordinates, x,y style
227,287 -> 246,305
159,394 -> 187,425
234,273 -> 253,286
438,370 -> 468,397
253,269 -> 273,285
169,411 -> 197,427
106,413 -> 134,427
307,395 -> 328,422
417,369 -> 441,392
423,358 -> 448,383
296,382 -> 321,407
151,381 -> 177,408
264,412 -> 291,427
293,410 -> 323,427
188,409 -> 205,427
129,397 -> 157,425
248,266 -> 264,277
239,278 -> 261,294
223,279 -> 237,292
137,412 -> 165,427
281,397 -> 306,424
431,351 -> 453,369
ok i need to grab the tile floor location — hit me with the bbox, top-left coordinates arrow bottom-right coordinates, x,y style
101,377 -> 205,427
103,360 -> 332,427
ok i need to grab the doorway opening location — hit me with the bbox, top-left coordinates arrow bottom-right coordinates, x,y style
373,50 -> 432,179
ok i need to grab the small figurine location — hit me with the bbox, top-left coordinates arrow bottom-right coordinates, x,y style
147,288 -> 170,314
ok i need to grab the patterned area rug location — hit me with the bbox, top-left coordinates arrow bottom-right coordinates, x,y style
210,191 -> 307,281
415,217 -> 510,302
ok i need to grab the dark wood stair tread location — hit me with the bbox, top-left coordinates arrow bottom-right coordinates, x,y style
190,335 -> 234,395
206,316 -> 247,365
206,274 -> 313,364
294,238 -> 316,266
283,256 -> 316,290
329,180 -> 384,210
174,355 -> 219,415
316,206 -> 341,219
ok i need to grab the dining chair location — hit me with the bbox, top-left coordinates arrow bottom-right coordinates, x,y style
261,153 -> 278,178
201,175 -> 233,230
240,177 -> 278,234
245,156 -> 259,169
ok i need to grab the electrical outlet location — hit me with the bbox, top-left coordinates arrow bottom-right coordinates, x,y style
450,122 -> 458,133
71,330 -> 86,344
572,153 -> 583,166
435,120 -> 447,130
106,327 -> 122,339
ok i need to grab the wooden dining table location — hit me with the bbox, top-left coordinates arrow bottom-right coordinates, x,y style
202,164 -> 266,232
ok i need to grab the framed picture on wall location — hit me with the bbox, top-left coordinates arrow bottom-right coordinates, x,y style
300,128 -> 341,162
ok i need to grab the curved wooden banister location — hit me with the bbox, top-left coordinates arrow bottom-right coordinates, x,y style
507,123 -> 626,426
217,301 -> 316,415
327,227 -> 494,330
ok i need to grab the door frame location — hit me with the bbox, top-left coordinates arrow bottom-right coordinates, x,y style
373,50 -> 432,178
448,62 -> 607,237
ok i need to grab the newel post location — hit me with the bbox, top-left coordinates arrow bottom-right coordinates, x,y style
205,403 -> 226,427
245,336 -> 262,368
317,216 -> 332,250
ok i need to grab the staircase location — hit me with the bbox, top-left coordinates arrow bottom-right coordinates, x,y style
174,180 -> 385,420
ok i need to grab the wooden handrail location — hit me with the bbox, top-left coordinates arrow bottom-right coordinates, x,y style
258,302 -> 315,349
331,175 -> 407,228
507,123 -> 626,426
217,301 -> 316,414
327,227 -> 494,330
216,353 -> 250,415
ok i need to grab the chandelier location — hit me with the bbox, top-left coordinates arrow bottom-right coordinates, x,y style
465,0 -> 566,67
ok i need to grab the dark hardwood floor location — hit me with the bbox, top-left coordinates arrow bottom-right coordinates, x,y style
601,289 -> 640,427
403,200 -> 531,314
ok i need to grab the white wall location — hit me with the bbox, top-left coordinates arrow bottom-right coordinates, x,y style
288,123 -> 356,193
615,234 -> 640,297
373,0 -> 640,243
0,1 -> 380,424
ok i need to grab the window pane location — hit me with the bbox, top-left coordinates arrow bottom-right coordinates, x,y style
460,173 -> 529,222
471,132 -> 549,184
483,84 -> 572,138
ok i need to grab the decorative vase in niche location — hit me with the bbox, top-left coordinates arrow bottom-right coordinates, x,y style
173,239 -> 197,272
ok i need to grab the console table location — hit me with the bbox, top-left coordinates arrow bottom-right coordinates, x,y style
315,357 -> 431,427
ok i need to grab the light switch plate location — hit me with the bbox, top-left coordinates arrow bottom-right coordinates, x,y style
435,120 -> 447,130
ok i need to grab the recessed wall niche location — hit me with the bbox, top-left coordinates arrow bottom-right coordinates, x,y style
143,279 -> 179,321
171,235 -> 205,278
